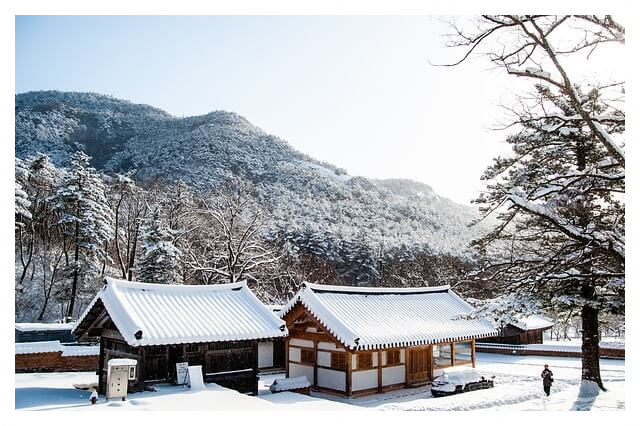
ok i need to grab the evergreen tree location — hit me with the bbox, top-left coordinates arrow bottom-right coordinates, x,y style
442,15 -> 625,392
15,158 -> 31,227
51,151 -> 114,318
138,208 -> 182,284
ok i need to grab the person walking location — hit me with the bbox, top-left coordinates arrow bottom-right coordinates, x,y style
541,364 -> 554,396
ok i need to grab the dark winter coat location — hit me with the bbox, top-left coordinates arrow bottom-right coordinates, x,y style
541,368 -> 554,387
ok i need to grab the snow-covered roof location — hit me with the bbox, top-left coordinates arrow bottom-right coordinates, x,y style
514,314 -> 554,331
15,341 -> 64,355
265,304 -> 283,312
15,340 -> 100,356
60,345 -> 100,357
15,322 -> 75,332
280,282 -> 497,350
73,277 -> 287,347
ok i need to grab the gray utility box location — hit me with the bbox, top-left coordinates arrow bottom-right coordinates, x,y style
106,358 -> 137,401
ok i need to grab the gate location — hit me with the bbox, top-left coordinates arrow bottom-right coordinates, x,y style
406,346 -> 432,384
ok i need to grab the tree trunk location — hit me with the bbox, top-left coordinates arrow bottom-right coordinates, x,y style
581,284 -> 605,390
66,218 -> 80,318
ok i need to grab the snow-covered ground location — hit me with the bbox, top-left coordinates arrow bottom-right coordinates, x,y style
15,353 -> 624,411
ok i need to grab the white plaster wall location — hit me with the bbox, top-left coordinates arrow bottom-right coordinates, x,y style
317,351 -> 331,368
289,363 -> 314,385
305,327 -> 317,332
318,342 -> 344,351
258,342 -> 273,368
289,347 -> 301,363
382,365 -> 405,386
318,368 -> 346,391
352,370 -> 378,392
290,338 -> 314,348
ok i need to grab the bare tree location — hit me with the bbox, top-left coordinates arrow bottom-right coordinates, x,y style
186,180 -> 281,286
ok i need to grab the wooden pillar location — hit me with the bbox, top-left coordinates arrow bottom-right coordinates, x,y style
471,340 -> 476,368
285,339 -> 289,378
313,340 -> 318,389
452,342 -> 456,367
377,349 -> 383,393
137,346 -> 145,386
97,336 -> 106,395
346,351 -> 352,397
252,340 -> 259,395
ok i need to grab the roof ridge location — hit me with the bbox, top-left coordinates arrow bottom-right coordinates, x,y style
302,281 -> 450,294
106,276 -> 248,291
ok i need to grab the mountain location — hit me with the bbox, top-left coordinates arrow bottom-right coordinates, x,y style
15,90 -> 487,261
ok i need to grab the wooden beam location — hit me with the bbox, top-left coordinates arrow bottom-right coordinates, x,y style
289,331 -> 335,343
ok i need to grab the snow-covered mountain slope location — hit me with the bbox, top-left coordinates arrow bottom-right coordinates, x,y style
15,91 -> 487,259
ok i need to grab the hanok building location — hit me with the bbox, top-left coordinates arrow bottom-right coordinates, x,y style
279,283 -> 497,397
73,277 -> 288,395
478,314 -> 554,345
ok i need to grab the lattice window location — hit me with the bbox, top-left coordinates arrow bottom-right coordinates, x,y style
358,352 -> 373,370
386,349 -> 401,365
300,348 -> 315,365
331,352 -> 346,370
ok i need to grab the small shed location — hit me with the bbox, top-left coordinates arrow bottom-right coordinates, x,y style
478,314 -> 554,345
279,282 -> 497,397
15,322 -> 75,343
73,277 -> 288,395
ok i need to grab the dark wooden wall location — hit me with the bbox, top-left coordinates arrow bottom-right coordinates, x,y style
98,336 -> 262,395
478,325 -> 548,345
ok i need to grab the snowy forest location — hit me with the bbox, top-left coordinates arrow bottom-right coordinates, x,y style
15,15 -> 624,393
14,90 -> 488,323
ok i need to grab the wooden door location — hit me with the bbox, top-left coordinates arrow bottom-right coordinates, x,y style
406,347 -> 432,384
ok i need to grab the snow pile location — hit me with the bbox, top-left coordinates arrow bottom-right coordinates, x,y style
269,376 -> 311,392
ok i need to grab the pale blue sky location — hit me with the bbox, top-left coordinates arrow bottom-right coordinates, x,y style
16,15 -> 512,205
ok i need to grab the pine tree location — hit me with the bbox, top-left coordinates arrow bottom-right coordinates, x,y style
137,208 -> 182,284
51,151 -> 114,318
441,16 -> 625,392
15,158 -> 31,227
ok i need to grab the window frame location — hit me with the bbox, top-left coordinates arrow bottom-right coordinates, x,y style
300,348 -> 315,365
357,352 -> 374,370
385,349 -> 402,366
330,352 -> 347,370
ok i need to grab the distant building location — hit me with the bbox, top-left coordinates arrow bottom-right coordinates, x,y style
478,315 -> 554,345
258,305 -> 286,372
279,282 -> 497,397
73,277 -> 288,395
15,322 -> 76,343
